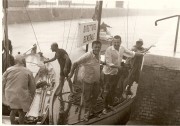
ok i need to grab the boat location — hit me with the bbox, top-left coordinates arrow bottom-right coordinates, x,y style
2,45 -> 56,125
49,74 -> 138,125
2,2 -> 56,124
2,1 -> 142,125
49,1 -> 141,124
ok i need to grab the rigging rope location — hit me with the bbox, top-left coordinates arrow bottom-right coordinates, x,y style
23,0 -> 42,53
69,26 -> 78,55
65,11 -> 74,50
126,0 -> 129,49
69,0 -> 85,54
132,9 -> 139,43
62,21 -> 66,48
58,0 -> 66,48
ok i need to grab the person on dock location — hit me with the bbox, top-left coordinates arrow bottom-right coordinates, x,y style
124,39 -> 150,95
2,54 -> 36,124
44,42 -> 73,96
102,35 -> 143,114
68,41 -> 102,121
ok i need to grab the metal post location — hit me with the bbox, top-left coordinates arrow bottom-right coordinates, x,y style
155,15 -> 180,56
174,16 -> 180,56
86,1 -> 103,52
85,44 -> 89,52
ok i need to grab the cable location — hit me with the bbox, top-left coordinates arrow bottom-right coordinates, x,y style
65,2 -> 75,50
62,21 -> 66,48
69,26 -> 78,55
132,9 -> 139,43
23,0 -> 42,53
126,0 -> 129,49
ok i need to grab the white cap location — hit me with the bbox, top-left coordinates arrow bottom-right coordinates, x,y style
137,38 -> 143,42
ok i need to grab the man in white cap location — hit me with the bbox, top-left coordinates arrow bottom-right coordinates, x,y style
2,54 -> 36,124
131,39 -> 147,52
124,38 -> 149,95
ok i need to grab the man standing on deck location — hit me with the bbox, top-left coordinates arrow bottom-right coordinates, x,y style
125,39 -> 150,94
102,35 -> 143,114
44,43 -> 73,96
68,41 -> 102,121
2,54 -> 36,124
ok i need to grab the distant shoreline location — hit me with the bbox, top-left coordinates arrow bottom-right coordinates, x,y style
6,8 -> 180,24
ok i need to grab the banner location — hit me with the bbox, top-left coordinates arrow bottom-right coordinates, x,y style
77,21 -> 98,47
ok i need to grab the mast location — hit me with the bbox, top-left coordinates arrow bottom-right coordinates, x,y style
86,1 -> 103,52
3,0 -> 10,69
97,1 -> 103,40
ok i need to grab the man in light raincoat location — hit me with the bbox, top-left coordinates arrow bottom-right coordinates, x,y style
2,54 -> 36,124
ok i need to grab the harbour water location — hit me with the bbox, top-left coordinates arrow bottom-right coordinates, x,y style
8,16 -> 180,58
7,15 -> 180,91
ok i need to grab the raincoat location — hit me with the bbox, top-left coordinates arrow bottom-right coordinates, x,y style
2,65 -> 36,112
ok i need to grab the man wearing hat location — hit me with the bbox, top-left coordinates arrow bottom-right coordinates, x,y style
131,39 -> 148,52
2,54 -> 36,124
124,38 -> 148,95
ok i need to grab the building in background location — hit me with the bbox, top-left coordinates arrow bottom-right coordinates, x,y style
7,0 -> 30,7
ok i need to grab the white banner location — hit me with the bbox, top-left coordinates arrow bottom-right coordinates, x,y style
77,21 -> 98,47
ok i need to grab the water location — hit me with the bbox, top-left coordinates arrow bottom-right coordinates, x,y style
8,16 -> 180,58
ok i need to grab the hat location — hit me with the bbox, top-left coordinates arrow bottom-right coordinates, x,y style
15,54 -> 25,64
136,38 -> 143,44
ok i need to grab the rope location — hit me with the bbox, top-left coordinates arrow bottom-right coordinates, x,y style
69,26 -> 78,55
62,21 -> 66,48
132,9 -> 139,42
65,19 -> 73,50
65,2 -> 76,50
59,0 -> 66,48
126,1 -> 129,49
23,0 -> 42,53
69,0 -> 84,54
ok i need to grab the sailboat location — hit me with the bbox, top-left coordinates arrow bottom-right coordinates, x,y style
48,1 -> 140,125
2,0 -> 155,125
2,0 -> 56,124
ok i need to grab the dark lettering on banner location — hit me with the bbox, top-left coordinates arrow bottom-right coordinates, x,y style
83,24 -> 96,33
83,33 -> 95,43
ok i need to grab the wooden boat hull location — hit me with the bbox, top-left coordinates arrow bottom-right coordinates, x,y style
49,70 -> 138,125
75,97 -> 134,125
49,89 -> 135,125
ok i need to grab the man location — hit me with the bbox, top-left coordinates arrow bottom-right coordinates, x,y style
44,43 -> 73,96
2,54 -> 36,124
100,22 -> 111,32
124,39 -> 149,94
132,39 -> 149,52
102,35 -> 142,114
126,38 -> 148,66
68,41 -> 102,121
